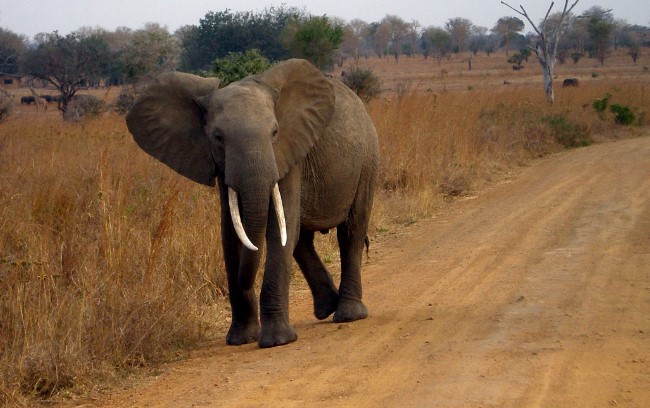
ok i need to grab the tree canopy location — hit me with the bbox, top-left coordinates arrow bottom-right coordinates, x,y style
0,28 -> 27,74
179,7 -> 303,72
283,15 -> 344,69
23,31 -> 110,110
2,5 -> 647,97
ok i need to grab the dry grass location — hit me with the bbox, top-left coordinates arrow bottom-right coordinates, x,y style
0,116 -> 228,403
1,52 -> 649,404
368,77 -> 649,230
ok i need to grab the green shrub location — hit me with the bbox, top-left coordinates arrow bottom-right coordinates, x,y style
610,104 -> 636,125
212,49 -> 271,86
341,67 -> 382,102
592,93 -> 611,114
545,114 -> 590,148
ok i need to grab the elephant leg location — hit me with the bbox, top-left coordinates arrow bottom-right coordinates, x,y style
294,231 -> 339,320
258,172 -> 300,348
221,190 -> 260,345
333,191 -> 373,323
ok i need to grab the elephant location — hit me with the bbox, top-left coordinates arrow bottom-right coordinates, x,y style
126,59 -> 379,348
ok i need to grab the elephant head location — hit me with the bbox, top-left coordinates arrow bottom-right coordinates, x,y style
126,60 -> 335,283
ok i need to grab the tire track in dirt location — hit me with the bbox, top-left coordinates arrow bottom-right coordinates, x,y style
97,134 -> 650,407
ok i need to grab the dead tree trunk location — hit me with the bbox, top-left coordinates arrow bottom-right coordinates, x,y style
501,1 -> 579,105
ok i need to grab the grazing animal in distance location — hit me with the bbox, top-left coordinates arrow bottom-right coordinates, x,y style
29,86 -> 48,113
562,78 -> 579,87
21,96 -> 35,105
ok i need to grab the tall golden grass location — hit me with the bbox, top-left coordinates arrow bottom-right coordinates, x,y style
371,78 -> 649,226
1,74 -> 648,403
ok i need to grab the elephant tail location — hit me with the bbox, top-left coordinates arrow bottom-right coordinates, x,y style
364,236 -> 370,260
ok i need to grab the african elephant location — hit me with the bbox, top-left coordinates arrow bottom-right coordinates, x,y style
126,59 -> 379,348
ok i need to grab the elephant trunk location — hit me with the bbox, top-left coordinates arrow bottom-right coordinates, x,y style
225,150 -> 287,290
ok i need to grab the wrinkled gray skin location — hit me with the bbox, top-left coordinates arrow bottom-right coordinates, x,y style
126,59 -> 379,348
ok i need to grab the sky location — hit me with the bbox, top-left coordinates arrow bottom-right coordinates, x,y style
1,0 -> 648,39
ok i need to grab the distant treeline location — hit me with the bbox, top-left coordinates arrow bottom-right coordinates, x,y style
1,5 -> 648,85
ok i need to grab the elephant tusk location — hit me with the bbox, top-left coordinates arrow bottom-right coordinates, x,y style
228,187 -> 259,252
272,184 -> 288,247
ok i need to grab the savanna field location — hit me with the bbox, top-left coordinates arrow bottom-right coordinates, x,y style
1,51 -> 649,404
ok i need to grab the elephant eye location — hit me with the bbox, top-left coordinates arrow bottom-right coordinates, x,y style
213,131 -> 224,143
271,127 -> 279,143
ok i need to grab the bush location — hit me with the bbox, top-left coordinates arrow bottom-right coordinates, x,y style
592,93 -> 611,114
0,96 -> 14,123
341,67 -> 382,102
114,86 -> 139,114
212,49 -> 271,86
63,95 -> 106,121
545,114 -> 590,148
610,104 -> 636,125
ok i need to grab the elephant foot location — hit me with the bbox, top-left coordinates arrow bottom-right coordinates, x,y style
333,298 -> 368,323
314,290 -> 339,320
259,319 -> 297,348
226,320 -> 260,345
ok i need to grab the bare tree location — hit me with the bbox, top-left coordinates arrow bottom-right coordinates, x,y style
380,15 -> 410,62
406,20 -> 422,57
343,19 -> 370,62
445,17 -> 474,53
501,1 -> 580,105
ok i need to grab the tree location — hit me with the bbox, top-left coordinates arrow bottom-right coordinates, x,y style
501,0 -> 580,105
619,25 -> 647,63
367,22 -> 390,58
23,31 -> 110,112
584,6 -> 614,65
121,23 -> 179,82
212,49 -> 271,85
548,11 -> 578,64
468,26 -> 489,55
179,7 -> 303,71
423,27 -> 452,64
342,19 -> 370,62
100,26 -> 134,85
0,28 -> 27,75
379,15 -> 410,62
405,20 -> 422,57
284,15 -> 344,69
445,17 -> 474,53
494,16 -> 525,57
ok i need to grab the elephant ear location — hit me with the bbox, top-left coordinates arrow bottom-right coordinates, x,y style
257,59 -> 335,178
126,72 -> 221,187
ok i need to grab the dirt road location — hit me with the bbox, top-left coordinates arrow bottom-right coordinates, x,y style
100,135 -> 650,407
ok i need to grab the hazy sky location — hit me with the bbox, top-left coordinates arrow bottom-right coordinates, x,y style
1,0 -> 648,39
